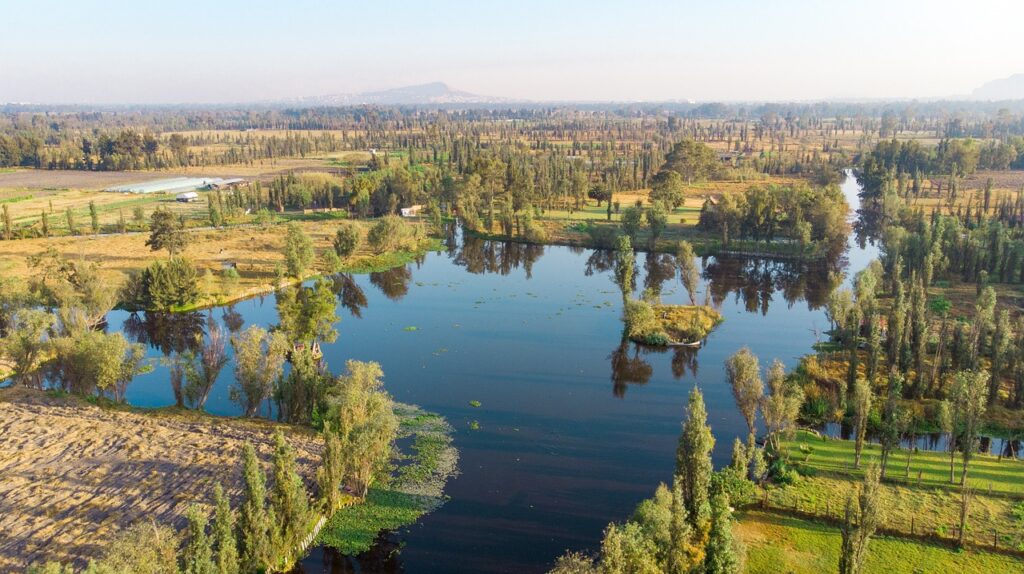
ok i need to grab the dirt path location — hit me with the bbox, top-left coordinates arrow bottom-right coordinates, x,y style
0,388 -> 322,572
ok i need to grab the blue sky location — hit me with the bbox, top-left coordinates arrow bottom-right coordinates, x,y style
2,0 -> 1023,103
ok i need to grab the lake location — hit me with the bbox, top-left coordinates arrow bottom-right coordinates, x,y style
103,173 -> 876,573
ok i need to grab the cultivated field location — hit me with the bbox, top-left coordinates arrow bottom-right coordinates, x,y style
0,387 -> 321,571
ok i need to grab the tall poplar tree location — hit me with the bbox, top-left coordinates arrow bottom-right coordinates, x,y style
675,387 -> 714,537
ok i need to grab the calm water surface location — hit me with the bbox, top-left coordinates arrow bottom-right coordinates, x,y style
107,174 -> 875,573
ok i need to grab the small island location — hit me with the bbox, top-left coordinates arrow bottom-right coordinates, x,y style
625,299 -> 723,346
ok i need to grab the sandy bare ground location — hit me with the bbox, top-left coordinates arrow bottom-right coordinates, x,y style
0,170 -> 195,190
0,387 -> 322,572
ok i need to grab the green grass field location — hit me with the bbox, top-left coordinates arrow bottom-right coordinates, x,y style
782,430 -> 1024,497
766,431 -> 1024,549
738,510 -> 1024,574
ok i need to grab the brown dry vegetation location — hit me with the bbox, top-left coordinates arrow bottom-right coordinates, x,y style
0,218 -> 431,309
0,387 -> 321,571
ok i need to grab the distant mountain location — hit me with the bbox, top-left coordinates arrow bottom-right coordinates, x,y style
288,82 -> 517,106
972,74 -> 1024,100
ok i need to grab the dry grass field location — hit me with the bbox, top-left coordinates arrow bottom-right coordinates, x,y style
0,217 -> 430,309
0,387 -> 321,571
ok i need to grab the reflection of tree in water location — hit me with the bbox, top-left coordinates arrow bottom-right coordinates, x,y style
584,249 -> 616,276
453,236 -> 544,278
702,254 -> 841,313
643,252 -> 677,297
609,337 -> 653,398
290,532 -> 403,574
331,273 -> 368,318
370,266 -> 413,301
221,306 -> 245,333
122,311 -> 205,356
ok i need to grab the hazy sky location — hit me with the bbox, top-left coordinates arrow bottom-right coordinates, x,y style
3,0 -> 1024,104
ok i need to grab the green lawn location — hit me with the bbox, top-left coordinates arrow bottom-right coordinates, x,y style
781,430 -> 1024,497
738,510 -> 1024,574
767,431 -> 1024,549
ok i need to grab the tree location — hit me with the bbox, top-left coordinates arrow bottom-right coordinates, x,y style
367,215 -> 415,254
183,505 -> 214,574
667,478 -> 695,574
676,241 -> 700,305
324,360 -> 399,497
839,464 -> 883,574
283,222 -> 314,278
184,315 -> 229,411
599,522 -> 661,574
613,235 -> 635,301
332,222 -> 360,258
212,483 -> 239,574
230,326 -> 288,417
318,420 -> 345,513
958,485 -> 973,548
140,257 -> 201,311
851,378 -> 873,468
663,140 -> 720,184
47,330 -> 145,401
1,309 -> 53,388
650,170 -> 686,209
951,370 -> 988,485
878,374 -> 904,479
2,204 -> 11,240
65,207 -> 76,236
270,430 -> 310,557
621,206 -> 644,243
761,359 -> 803,451
676,387 -> 714,536
89,200 -> 99,235
91,521 -> 179,574
725,347 -> 763,443
646,202 -> 668,249
146,208 -> 188,257
704,492 -> 740,574
238,444 -> 272,572
275,278 -> 339,347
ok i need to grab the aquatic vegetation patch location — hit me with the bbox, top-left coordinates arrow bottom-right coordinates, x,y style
625,300 -> 723,345
317,403 -> 458,555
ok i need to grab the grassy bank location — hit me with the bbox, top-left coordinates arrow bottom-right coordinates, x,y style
317,404 -> 458,555
0,218 -> 437,312
761,430 -> 1024,550
738,509 -> 1024,574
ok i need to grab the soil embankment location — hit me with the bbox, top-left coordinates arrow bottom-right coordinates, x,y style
0,387 -> 321,571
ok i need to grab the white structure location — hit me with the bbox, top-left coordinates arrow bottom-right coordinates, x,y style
176,191 -> 199,202
105,177 -> 245,194
400,205 -> 424,217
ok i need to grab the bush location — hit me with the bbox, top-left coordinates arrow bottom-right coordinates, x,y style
333,222 -> 361,257
367,215 -> 416,254
140,257 -> 200,311
586,224 -> 619,249
713,467 -> 758,507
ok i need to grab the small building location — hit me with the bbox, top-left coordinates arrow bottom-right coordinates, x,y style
176,191 -> 199,203
400,205 -> 424,217
209,178 -> 245,190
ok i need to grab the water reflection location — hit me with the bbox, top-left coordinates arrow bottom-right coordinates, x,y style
454,236 -> 544,277
331,274 -> 368,318
643,252 -> 677,297
292,533 -> 402,573
703,255 -> 841,313
819,422 -> 1024,461
122,311 -> 205,356
370,266 -> 413,301
609,337 -> 653,398
222,306 -> 245,333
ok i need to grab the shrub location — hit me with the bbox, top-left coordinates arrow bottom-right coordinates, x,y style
367,215 -> 416,254
586,225 -> 619,249
333,222 -> 361,257
140,257 -> 200,311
